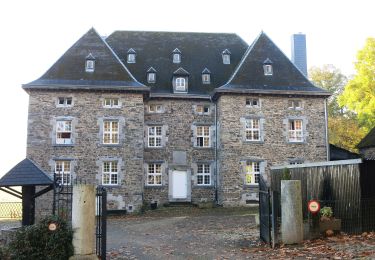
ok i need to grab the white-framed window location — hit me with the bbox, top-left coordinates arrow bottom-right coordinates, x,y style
289,119 -> 303,142
246,98 -> 260,107
263,64 -> 273,75
245,119 -> 260,141
57,97 -> 73,107
127,53 -> 136,63
173,53 -> 181,63
85,60 -> 95,72
223,54 -> 230,64
148,72 -> 156,83
103,121 -> 119,144
196,105 -> 210,114
55,160 -> 71,185
197,164 -> 210,185
104,98 -> 120,108
147,163 -> 162,186
245,161 -> 260,185
148,104 -> 163,113
102,161 -> 118,185
148,126 -> 162,147
288,100 -> 302,109
56,120 -> 72,144
196,126 -> 210,147
202,74 -> 210,84
175,77 -> 186,91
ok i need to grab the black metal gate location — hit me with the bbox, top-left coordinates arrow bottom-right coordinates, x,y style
96,186 -> 107,260
259,176 -> 271,245
53,176 -> 73,223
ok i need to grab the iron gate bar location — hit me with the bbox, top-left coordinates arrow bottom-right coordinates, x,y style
96,186 -> 107,259
259,176 -> 272,246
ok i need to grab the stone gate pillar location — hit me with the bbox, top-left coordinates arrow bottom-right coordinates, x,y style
70,184 -> 98,260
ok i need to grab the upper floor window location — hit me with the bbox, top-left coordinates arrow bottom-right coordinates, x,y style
202,68 -> 211,84
246,98 -> 260,107
147,163 -> 162,186
102,161 -> 118,185
222,49 -> 231,64
289,119 -> 303,142
57,97 -> 72,107
197,164 -> 211,185
127,48 -> 136,63
103,121 -> 119,144
147,67 -> 157,83
172,48 -> 181,63
148,126 -> 162,147
56,120 -> 72,144
196,126 -> 210,147
175,77 -> 186,91
245,161 -> 260,185
104,98 -> 120,108
263,58 -> 273,76
245,119 -> 260,141
149,104 -> 163,113
55,160 -> 71,185
288,100 -> 302,109
85,53 -> 95,73
196,104 -> 210,114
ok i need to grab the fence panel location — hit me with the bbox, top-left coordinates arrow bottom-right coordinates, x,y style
0,202 -> 22,219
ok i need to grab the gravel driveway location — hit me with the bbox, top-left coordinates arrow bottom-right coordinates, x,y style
107,207 -> 259,259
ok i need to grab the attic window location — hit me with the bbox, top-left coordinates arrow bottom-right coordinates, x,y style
202,68 -> 211,84
173,48 -> 181,63
147,67 -> 157,83
222,49 -> 231,64
85,53 -> 95,73
175,77 -> 186,91
127,48 -> 136,63
263,58 -> 273,76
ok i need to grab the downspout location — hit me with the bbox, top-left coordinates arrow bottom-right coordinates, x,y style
324,98 -> 330,161
213,97 -> 218,205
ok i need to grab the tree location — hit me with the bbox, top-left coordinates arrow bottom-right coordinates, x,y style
309,64 -> 347,117
339,38 -> 375,130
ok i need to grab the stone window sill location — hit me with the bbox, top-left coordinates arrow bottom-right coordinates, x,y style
53,144 -> 75,147
193,185 -> 214,189
100,144 -> 123,147
243,140 -> 264,144
144,185 -> 165,189
243,184 -> 259,189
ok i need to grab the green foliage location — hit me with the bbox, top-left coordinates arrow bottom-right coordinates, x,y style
320,206 -> 333,218
281,168 -> 291,180
309,65 -> 347,117
0,245 -> 10,260
7,215 -> 73,260
339,38 -> 375,131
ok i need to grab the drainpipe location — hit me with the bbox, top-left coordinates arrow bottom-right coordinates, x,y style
324,98 -> 330,161
213,98 -> 218,205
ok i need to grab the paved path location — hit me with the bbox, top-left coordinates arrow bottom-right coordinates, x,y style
107,207 -> 259,259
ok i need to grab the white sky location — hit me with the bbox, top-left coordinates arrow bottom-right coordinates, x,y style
0,0 -> 373,180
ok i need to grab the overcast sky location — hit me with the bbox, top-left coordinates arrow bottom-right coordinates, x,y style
0,0 -> 373,179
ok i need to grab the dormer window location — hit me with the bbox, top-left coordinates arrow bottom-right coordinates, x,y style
85,53 -> 95,73
222,49 -> 231,64
127,48 -> 136,63
175,77 -> 186,91
263,58 -> 273,76
172,48 -> 181,63
147,67 -> 157,83
202,68 -> 211,84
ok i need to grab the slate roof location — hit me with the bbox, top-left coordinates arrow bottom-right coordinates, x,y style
329,144 -> 360,161
357,127 -> 375,149
105,31 -> 248,95
23,28 -> 148,91
0,159 -> 53,186
215,32 -> 330,97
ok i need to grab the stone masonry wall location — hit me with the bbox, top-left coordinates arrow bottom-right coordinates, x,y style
143,99 -> 216,206
217,94 -> 328,206
26,90 -> 144,219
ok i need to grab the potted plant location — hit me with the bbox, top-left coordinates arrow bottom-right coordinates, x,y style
319,206 -> 341,233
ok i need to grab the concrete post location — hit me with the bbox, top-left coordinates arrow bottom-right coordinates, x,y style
281,180 -> 303,244
70,184 -> 98,260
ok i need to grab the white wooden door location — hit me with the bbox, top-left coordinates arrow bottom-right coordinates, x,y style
172,171 -> 187,199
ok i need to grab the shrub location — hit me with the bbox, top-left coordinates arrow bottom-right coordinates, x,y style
8,215 -> 73,260
320,206 -> 333,218
281,168 -> 291,180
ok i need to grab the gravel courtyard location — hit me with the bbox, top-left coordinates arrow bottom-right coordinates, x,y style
107,207 -> 259,259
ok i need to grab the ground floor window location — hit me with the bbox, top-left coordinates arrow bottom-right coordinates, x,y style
197,164 -> 210,185
102,161 -> 118,185
147,163 -> 162,185
245,161 -> 260,185
55,160 -> 71,185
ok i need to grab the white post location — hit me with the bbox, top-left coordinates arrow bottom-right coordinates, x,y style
281,180 -> 303,244
69,184 -> 98,260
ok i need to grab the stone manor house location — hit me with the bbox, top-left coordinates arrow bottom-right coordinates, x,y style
23,28 -> 330,213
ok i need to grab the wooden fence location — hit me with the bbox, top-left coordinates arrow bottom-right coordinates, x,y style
0,202 -> 22,219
